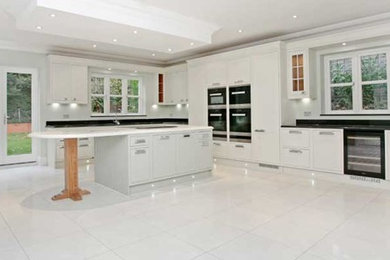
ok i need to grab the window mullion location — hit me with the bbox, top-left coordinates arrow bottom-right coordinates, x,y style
122,77 -> 127,114
104,76 -> 110,115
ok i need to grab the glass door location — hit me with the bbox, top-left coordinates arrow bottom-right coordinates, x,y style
0,68 -> 37,165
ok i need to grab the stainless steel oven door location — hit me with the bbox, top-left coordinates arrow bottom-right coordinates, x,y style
229,108 -> 251,143
208,88 -> 226,106
208,109 -> 227,141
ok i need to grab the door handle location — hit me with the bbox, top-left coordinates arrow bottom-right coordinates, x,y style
235,145 -> 245,148
289,130 -> 302,134
255,129 -> 265,133
319,131 -> 335,136
183,134 -> 190,138
289,149 -> 303,154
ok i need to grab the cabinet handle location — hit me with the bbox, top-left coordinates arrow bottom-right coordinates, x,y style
231,91 -> 246,95
319,131 -> 335,136
289,149 -> 303,154
79,138 -> 89,141
79,144 -> 89,148
289,130 -> 302,134
183,134 -> 190,138
235,145 -> 245,148
234,80 -> 244,84
64,97 -> 68,101
210,113 -> 222,117
232,113 -> 246,117
135,139 -> 146,144
212,83 -> 220,86
213,143 -> 221,146
255,129 -> 265,133
160,136 -> 170,140
135,149 -> 146,155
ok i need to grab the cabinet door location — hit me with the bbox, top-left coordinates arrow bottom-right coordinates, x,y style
287,50 -> 311,99
251,53 -> 280,164
312,130 -> 343,173
176,133 -> 195,173
194,132 -> 212,170
130,147 -> 151,184
206,61 -> 227,87
152,134 -> 176,179
212,141 -> 229,158
164,71 -> 176,104
71,65 -> 88,104
51,63 -> 71,103
228,58 -> 250,85
174,70 -> 188,103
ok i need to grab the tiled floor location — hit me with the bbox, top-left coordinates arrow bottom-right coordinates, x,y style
0,162 -> 390,260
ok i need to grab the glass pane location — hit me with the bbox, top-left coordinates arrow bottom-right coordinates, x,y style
293,80 -> 298,91
128,80 -> 139,96
298,79 -> 304,91
91,96 -> 104,113
7,72 -> 32,156
362,83 -> 388,110
292,55 -> 298,67
128,97 -> 139,113
110,97 -> 122,113
110,78 -> 122,95
361,53 -> 387,82
331,85 -> 353,111
298,67 -> 304,78
292,68 -> 297,79
330,58 -> 353,84
297,54 -> 304,66
91,77 -> 104,94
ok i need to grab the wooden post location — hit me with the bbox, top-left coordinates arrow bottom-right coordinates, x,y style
52,138 -> 90,201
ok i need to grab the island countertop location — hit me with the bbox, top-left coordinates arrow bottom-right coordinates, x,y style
29,124 -> 212,139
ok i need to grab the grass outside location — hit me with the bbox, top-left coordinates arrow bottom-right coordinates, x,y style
7,132 -> 32,156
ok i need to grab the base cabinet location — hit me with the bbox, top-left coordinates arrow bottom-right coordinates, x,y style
176,134 -> 196,173
312,129 -> 343,173
129,147 -> 151,184
194,132 -> 213,170
152,134 -> 176,179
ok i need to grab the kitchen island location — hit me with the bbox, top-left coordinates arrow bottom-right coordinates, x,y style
30,125 -> 213,201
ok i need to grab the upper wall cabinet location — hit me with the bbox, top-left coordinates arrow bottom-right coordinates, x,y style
161,70 -> 188,104
287,49 -> 315,99
227,58 -> 251,86
49,62 -> 88,104
206,61 -> 227,87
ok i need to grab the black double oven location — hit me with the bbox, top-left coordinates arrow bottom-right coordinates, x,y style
208,85 -> 251,143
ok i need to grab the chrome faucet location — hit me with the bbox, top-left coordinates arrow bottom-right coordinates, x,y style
113,109 -> 121,125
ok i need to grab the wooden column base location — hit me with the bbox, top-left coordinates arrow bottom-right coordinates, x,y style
52,138 -> 90,201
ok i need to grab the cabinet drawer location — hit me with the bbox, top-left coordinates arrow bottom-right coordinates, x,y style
212,141 -> 228,157
129,147 -> 151,184
281,128 -> 310,148
229,143 -> 251,160
281,148 -> 310,168
130,136 -> 150,147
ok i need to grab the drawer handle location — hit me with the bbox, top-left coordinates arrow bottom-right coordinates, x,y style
135,149 -> 146,155
212,83 -> 220,86
289,130 -> 302,134
79,144 -> 89,148
183,134 -> 190,138
213,143 -> 221,146
160,136 -> 170,140
135,139 -> 146,144
234,80 -> 244,84
235,145 -> 245,148
289,149 -> 303,154
255,129 -> 265,133
319,131 -> 335,136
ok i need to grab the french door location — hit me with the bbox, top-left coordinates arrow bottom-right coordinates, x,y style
0,67 -> 38,165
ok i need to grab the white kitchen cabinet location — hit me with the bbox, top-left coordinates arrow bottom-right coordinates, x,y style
280,128 -> 310,148
152,134 -> 176,179
163,70 -> 188,104
251,53 -> 280,164
50,63 -> 88,104
312,129 -> 343,174
194,132 -> 213,170
281,147 -> 311,168
206,61 -> 227,87
212,141 -> 229,158
176,133 -> 195,173
287,49 -> 315,100
229,142 -> 252,161
129,147 -> 151,184
227,58 -> 250,86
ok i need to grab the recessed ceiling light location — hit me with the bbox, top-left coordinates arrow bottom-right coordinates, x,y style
50,13 -> 56,18
238,29 -> 243,33
342,42 -> 347,46
92,44 -> 97,48
108,68 -> 112,71
167,48 -> 172,52
152,53 -> 156,56
36,25 -> 42,30
113,38 -> 118,42
293,15 -> 298,19
190,42 -> 194,46
133,30 -> 138,34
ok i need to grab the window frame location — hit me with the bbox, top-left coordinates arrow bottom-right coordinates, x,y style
324,48 -> 390,114
90,73 -> 144,116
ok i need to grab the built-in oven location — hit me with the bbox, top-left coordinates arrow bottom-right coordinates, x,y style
208,88 -> 227,106
229,108 -> 251,143
344,129 -> 385,180
229,85 -> 251,106
208,109 -> 227,141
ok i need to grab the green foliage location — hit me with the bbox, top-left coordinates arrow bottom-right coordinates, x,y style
91,77 -> 104,94
128,97 -> 139,113
331,86 -> 353,110
110,78 -> 122,95
330,59 -> 352,84
361,54 -> 387,82
91,96 -> 104,113
7,133 -> 31,155
128,80 -> 139,95
362,84 -> 388,110
7,73 -> 31,123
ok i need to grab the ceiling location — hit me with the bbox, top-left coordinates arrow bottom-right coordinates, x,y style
1,0 -> 390,65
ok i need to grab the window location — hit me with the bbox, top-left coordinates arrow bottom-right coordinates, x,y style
325,49 -> 390,114
90,74 -> 143,115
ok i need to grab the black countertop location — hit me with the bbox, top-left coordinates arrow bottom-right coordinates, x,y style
281,119 -> 390,131
46,118 -> 188,128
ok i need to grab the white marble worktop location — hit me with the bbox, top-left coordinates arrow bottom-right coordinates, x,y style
29,124 -> 212,139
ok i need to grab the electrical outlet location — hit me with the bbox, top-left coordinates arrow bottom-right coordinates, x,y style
303,111 -> 312,117
63,114 -> 70,119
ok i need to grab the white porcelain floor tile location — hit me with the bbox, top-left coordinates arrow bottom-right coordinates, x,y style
209,233 -> 302,260
87,251 -> 124,260
24,231 -> 109,260
113,233 -> 203,260
193,253 -> 221,260
0,227 -> 22,251
0,247 -> 29,260
169,219 -> 244,251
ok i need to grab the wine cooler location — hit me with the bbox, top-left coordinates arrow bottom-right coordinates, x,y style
344,129 -> 385,179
